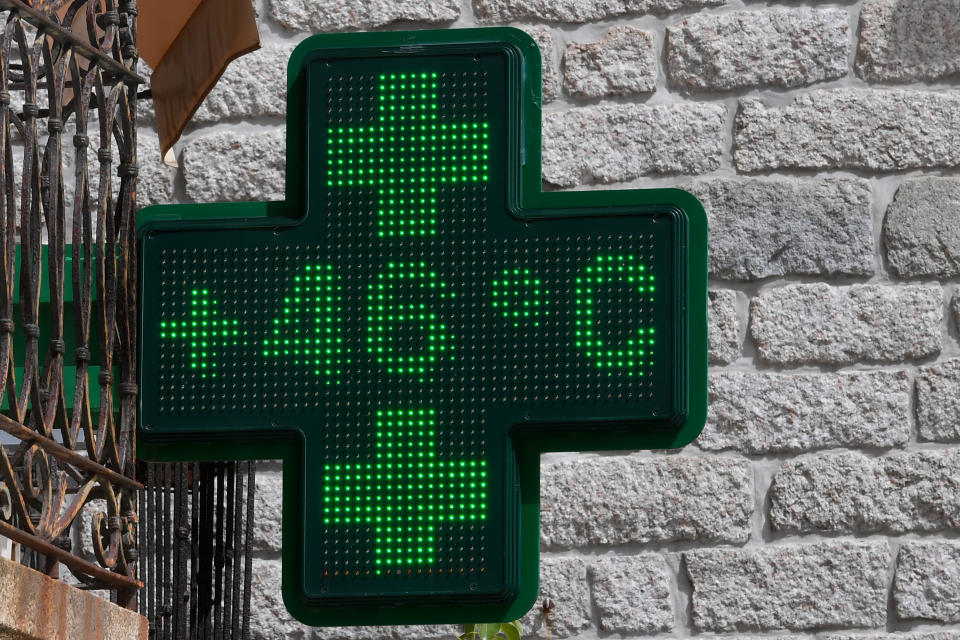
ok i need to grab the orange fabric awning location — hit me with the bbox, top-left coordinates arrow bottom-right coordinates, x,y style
138,0 -> 260,162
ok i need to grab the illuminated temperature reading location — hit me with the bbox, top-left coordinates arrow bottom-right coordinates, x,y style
160,258 -> 655,379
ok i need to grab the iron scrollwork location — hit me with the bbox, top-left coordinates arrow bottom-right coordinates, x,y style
0,0 -> 143,605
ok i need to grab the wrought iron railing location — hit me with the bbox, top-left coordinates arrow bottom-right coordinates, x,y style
0,0 -> 143,606
140,462 -> 256,640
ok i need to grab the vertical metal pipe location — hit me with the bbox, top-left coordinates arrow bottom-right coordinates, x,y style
190,462 -> 200,640
223,462 -> 236,637
147,465 -> 156,640
172,464 -> 181,637
153,465 -> 161,640
155,464 -> 165,640
213,463 -> 225,640
161,464 -> 171,640
140,477 -> 144,616
241,462 -> 254,640
175,463 -> 189,639
199,463 -> 215,640
230,466 -> 243,639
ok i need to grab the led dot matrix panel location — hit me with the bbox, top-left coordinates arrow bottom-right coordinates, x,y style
137,28 -> 708,628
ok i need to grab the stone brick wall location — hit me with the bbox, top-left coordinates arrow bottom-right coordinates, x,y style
136,0 -> 960,638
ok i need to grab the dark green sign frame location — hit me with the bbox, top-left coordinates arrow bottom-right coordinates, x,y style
137,28 -> 707,627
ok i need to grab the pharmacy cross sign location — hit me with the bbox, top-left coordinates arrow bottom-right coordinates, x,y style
137,28 -> 708,628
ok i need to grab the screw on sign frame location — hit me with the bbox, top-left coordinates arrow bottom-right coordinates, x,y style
136,28 -> 708,627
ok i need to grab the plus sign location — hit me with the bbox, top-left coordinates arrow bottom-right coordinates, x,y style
328,71 -> 489,238
138,28 -> 707,628
322,408 -> 487,572
159,289 -> 241,378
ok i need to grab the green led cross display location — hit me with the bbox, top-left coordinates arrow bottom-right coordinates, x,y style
322,408 -> 487,571
137,28 -> 707,629
328,71 -> 489,237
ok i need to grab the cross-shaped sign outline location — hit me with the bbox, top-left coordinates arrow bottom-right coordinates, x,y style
137,27 -> 708,627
